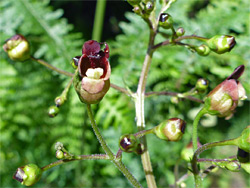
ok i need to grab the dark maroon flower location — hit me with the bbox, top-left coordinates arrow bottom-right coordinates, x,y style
205,65 -> 246,119
73,40 -> 111,104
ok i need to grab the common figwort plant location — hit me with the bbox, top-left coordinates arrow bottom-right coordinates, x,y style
3,0 -> 249,187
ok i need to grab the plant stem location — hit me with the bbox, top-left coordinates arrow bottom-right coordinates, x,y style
136,30 -> 157,187
31,56 -> 74,77
110,83 -> 130,96
86,104 -> 114,158
134,129 -> 155,138
41,154 -> 109,171
92,0 -> 106,41
145,91 -> 204,103
192,107 -> 207,152
152,35 -> 208,50
191,138 -> 239,188
86,104 -> 142,188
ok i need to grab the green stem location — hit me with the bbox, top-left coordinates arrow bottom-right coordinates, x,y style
86,104 -> 142,188
41,154 -> 109,171
134,129 -> 155,139
31,56 -> 74,77
86,104 -> 114,158
192,107 -> 207,152
135,35 -> 157,187
152,35 -> 209,50
191,138 -> 239,188
92,0 -> 106,41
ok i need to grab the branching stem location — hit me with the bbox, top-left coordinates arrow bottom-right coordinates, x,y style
31,56 -> 74,77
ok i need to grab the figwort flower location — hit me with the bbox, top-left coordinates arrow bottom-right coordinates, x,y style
204,65 -> 246,119
13,164 -> 42,186
3,34 -> 30,61
73,40 -> 111,104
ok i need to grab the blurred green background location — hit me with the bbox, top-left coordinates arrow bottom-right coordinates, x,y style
0,0 -> 249,187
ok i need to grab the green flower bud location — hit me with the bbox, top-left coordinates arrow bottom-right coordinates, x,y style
127,0 -> 141,6
3,34 -> 30,61
48,105 -> 59,117
133,6 -> 141,14
206,35 -> 236,54
195,44 -> 211,56
159,13 -> 173,29
71,56 -> 80,69
176,27 -> 185,37
195,78 -> 209,93
237,126 -> 250,152
237,148 -> 250,163
56,150 -> 64,159
55,96 -> 65,107
144,1 -> 154,14
119,134 -> 139,153
13,164 -> 42,186
154,118 -> 186,141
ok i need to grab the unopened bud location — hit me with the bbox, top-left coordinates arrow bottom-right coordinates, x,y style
195,44 -> 211,56
56,150 -> 64,159
154,118 -> 186,141
159,13 -> 173,29
48,106 -> 59,118
3,34 -> 30,61
71,56 -> 80,69
176,27 -> 185,37
119,134 -> 139,153
206,35 -> 236,54
195,78 -> 209,93
13,164 -> 42,186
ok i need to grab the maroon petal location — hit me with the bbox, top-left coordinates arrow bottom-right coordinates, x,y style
79,55 -> 91,77
82,40 -> 100,56
227,65 -> 245,80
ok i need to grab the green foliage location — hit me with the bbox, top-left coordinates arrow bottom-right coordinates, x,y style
0,0 -> 249,187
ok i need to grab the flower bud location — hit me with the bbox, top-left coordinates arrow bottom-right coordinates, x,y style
71,56 -> 80,69
48,105 -> 59,117
176,27 -> 185,37
133,6 -> 141,14
206,35 -> 236,54
144,1 -> 154,14
204,65 -> 246,119
237,126 -> 250,153
237,148 -> 250,163
127,0 -> 141,6
3,34 -> 30,61
55,96 -> 65,107
56,150 -> 64,159
119,134 -> 139,153
195,78 -> 209,93
195,44 -> 211,56
13,164 -> 42,186
154,118 -> 186,141
73,40 -> 111,104
159,13 -> 173,29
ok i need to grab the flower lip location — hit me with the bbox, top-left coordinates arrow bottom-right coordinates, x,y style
79,40 -> 110,80
227,65 -> 245,80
